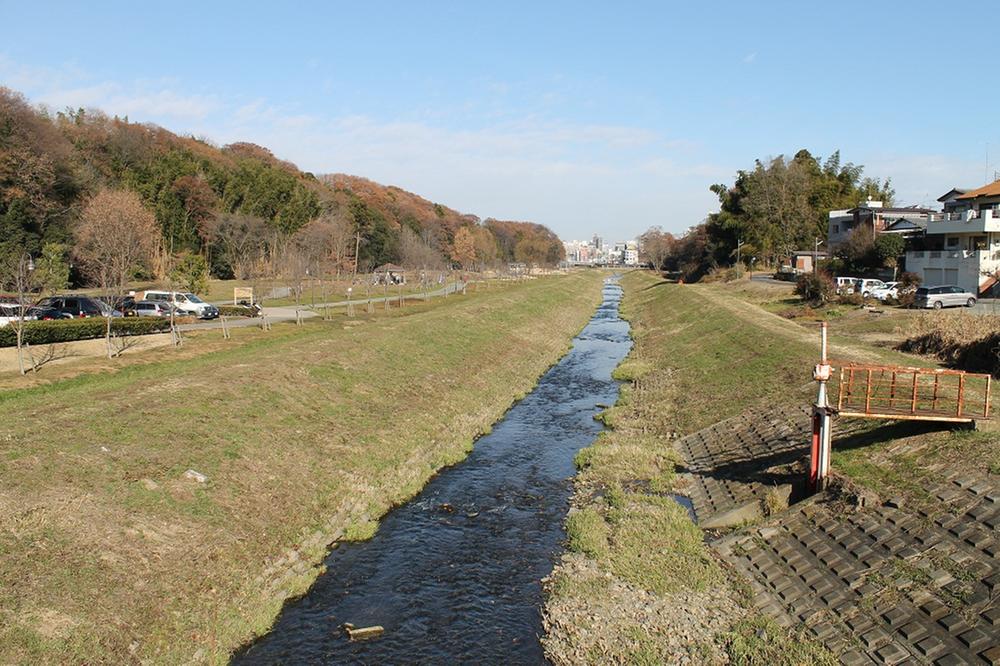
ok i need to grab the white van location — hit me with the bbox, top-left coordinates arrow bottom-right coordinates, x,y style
835,277 -> 857,295
140,291 -> 219,319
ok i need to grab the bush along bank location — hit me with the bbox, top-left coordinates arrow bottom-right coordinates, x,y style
0,317 -> 171,347
897,313 -> 1000,376
542,272 -> 834,665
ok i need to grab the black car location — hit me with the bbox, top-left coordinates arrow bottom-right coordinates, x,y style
25,306 -> 72,321
36,295 -> 108,318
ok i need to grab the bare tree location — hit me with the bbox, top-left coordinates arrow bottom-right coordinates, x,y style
400,226 -> 445,271
0,251 -> 37,375
206,213 -> 269,280
74,188 -> 159,358
639,227 -> 675,272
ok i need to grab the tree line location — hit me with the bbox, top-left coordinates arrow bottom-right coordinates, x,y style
0,86 -> 564,296
639,149 -> 894,280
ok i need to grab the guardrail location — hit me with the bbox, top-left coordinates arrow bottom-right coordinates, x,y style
836,363 -> 991,423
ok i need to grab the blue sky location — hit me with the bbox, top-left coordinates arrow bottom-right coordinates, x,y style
2,1 -> 998,241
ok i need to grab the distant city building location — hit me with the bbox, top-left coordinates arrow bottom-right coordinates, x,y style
561,235 -> 642,266
624,240 -> 639,266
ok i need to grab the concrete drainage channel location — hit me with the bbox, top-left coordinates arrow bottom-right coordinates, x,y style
672,403 -> 1000,664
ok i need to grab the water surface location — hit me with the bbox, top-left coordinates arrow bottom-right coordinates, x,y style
234,279 -> 631,665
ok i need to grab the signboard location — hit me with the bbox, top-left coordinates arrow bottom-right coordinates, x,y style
234,287 -> 254,305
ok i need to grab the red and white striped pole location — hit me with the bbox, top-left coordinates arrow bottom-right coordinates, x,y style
810,322 -> 833,493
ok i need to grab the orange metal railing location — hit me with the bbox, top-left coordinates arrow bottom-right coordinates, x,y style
836,363 -> 992,423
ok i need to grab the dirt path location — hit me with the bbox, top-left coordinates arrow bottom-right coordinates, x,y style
693,285 -> 905,365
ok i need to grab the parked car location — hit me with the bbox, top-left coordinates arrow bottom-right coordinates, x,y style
35,295 -> 109,318
0,303 -> 36,327
835,277 -> 858,295
140,291 -> 219,319
869,282 -> 900,301
132,300 -> 176,318
108,295 -> 136,316
913,285 -> 977,309
25,306 -> 72,321
854,278 -> 889,298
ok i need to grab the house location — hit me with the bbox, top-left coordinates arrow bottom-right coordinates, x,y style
373,263 -> 406,284
827,200 -> 935,251
789,250 -> 828,274
904,181 -> 1000,296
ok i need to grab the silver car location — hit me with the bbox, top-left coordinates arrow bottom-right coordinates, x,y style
913,285 -> 977,309
132,300 -> 176,317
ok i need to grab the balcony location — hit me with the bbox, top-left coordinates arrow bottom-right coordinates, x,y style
925,208 -> 1000,235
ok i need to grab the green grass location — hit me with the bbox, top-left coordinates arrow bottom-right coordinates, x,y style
604,493 -> 722,594
0,271 -> 604,665
565,508 -> 609,558
719,616 -> 837,666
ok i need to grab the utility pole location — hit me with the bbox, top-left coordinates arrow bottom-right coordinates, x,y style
809,322 -> 833,493
353,231 -> 361,277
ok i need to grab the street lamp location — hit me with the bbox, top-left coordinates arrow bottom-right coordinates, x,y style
813,238 -> 824,273
736,239 -> 746,279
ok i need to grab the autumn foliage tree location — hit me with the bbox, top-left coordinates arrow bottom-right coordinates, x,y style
74,188 -> 159,357
450,226 -> 476,269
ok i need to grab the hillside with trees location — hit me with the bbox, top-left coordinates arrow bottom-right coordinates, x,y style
640,149 -> 894,280
0,86 -> 564,292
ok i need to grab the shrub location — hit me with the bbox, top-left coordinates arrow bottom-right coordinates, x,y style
898,271 -> 921,291
702,266 -> 738,283
0,317 -> 170,348
838,293 -> 864,306
218,305 -> 257,317
794,271 -> 836,304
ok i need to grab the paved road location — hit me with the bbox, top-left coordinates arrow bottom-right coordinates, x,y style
968,298 -> 1000,315
750,274 -> 795,286
179,282 -> 464,332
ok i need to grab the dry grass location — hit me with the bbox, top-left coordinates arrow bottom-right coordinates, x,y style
898,311 -> 1000,376
909,310 -> 1000,342
0,272 -> 603,664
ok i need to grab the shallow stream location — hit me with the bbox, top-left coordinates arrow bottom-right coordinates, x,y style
234,278 -> 631,664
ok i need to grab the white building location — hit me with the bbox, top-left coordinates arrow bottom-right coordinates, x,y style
905,181 -> 1000,296
624,240 -> 639,265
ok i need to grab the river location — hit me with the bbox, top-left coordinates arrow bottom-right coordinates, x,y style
233,278 -> 631,665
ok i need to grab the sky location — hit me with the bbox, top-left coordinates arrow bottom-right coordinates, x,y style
2,0 -> 999,242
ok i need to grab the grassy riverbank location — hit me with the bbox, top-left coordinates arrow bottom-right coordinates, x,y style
544,272 -> 837,663
545,271 -> 998,663
0,272 -> 603,664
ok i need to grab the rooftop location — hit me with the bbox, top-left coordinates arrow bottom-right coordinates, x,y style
846,204 -> 935,215
956,178 -> 1000,200
937,187 -> 969,202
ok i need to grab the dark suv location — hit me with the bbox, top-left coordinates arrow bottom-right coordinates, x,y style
36,295 -> 109,318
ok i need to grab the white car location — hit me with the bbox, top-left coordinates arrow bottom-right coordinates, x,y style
854,278 -> 889,298
869,281 -> 899,301
140,291 -> 219,319
0,303 -> 36,328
